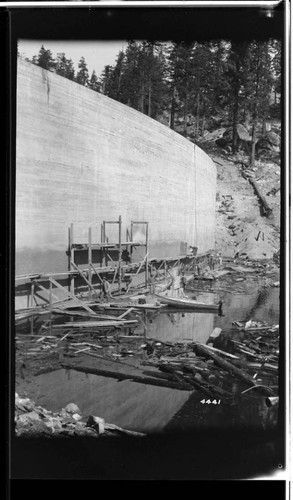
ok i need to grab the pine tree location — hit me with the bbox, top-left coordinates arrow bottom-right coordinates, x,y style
36,45 -> 56,71
76,56 -> 89,86
245,40 -> 274,167
55,53 -> 75,81
100,65 -> 114,95
225,41 -> 249,153
107,51 -> 125,100
88,70 -> 100,92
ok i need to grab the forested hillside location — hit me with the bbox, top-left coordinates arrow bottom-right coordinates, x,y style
20,39 -> 281,166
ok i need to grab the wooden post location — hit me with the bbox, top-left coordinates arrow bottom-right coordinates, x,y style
49,280 -> 53,310
118,215 -> 122,292
30,316 -> 34,335
145,222 -> 149,287
112,266 -> 118,286
49,280 -> 53,335
130,222 -> 133,263
31,282 -> 35,308
102,221 -> 106,267
69,223 -> 75,294
88,227 -> 92,299
144,310 -> 148,337
27,287 -> 30,308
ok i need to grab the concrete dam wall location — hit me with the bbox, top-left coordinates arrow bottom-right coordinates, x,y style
16,58 -> 216,276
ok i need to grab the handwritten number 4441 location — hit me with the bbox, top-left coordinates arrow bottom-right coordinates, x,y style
200,399 -> 221,405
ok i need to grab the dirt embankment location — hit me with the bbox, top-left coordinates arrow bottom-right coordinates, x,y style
204,143 -> 281,260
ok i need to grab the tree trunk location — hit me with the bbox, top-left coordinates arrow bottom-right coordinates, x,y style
202,113 -> 205,136
232,85 -> 239,154
141,83 -> 145,114
196,93 -> 200,138
170,86 -> 176,130
250,121 -> 256,169
262,118 -> 266,136
148,82 -> 152,117
183,97 -> 188,137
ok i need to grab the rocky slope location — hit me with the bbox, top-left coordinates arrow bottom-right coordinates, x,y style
199,141 -> 281,260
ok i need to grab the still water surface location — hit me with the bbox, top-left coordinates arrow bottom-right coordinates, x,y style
18,284 -> 280,433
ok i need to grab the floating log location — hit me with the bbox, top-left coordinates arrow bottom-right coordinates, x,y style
182,374 -> 232,400
142,370 -> 184,383
249,178 -> 273,217
247,362 -> 278,372
200,344 -> 240,360
194,343 -> 256,386
104,423 -> 145,437
61,363 -> 194,391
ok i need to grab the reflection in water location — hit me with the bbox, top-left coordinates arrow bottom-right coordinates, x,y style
16,283 -> 280,433
166,390 -> 279,432
145,309 -> 215,343
32,369 -> 191,433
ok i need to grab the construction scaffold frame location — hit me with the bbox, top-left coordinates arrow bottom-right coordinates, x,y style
15,216 -> 206,310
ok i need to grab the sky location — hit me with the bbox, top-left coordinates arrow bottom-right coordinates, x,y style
18,40 -> 127,78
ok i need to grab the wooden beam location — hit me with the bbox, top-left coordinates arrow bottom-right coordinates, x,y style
118,215 -> 122,292
69,223 -> 75,294
125,252 -> 149,294
34,281 -> 60,303
90,263 -> 103,285
71,262 -> 98,297
88,227 -> 92,298
48,277 -> 97,315
145,222 -> 149,287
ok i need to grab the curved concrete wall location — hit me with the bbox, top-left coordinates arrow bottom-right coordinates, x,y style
16,59 -> 216,275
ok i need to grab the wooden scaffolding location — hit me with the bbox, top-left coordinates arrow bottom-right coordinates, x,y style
68,216 -> 149,296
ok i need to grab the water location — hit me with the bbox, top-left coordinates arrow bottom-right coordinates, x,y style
28,369 -> 191,433
16,281 -> 280,433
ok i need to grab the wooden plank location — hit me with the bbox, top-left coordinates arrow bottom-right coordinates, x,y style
52,319 -> 138,328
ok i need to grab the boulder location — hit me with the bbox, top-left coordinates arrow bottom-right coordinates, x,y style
17,411 -> 42,424
265,130 -> 280,147
210,127 -> 226,139
64,403 -> 82,415
215,137 -> 229,149
72,413 -> 83,421
222,124 -> 251,143
237,124 -> 251,141
255,138 -> 275,154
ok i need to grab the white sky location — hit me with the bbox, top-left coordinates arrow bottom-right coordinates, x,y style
18,40 -> 127,78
